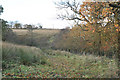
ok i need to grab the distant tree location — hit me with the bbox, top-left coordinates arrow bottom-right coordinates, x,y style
1,19 -> 17,41
0,5 -> 3,39
0,6 -> 17,42
1,19 -> 8,41
0,5 -> 3,15
14,23 -> 22,29
9,21 -> 14,28
26,24 -> 33,30
26,24 -> 34,46
39,25 -> 42,29
23,24 -> 27,29
37,23 -> 43,29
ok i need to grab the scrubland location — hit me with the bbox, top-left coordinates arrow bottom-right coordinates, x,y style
1,30 -> 118,78
2,34 -> 118,78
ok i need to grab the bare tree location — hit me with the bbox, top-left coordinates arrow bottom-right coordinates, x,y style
8,21 -> 14,28
37,23 -> 43,29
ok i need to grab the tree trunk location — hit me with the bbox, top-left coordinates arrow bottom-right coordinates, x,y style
117,14 -> 120,77
117,10 -> 120,78
98,31 -> 101,56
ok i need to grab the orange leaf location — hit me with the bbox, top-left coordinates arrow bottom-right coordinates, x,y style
116,29 -> 119,32
115,24 -> 118,28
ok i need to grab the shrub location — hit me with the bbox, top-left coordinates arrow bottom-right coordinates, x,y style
2,42 -> 47,68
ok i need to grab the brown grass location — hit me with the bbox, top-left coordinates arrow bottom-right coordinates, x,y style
12,29 -> 60,36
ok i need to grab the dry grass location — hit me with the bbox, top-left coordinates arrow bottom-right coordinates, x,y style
2,42 -> 47,66
12,29 -> 60,36
13,29 -> 28,35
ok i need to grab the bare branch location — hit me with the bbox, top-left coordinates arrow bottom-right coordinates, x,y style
109,3 -> 120,8
55,0 -> 93,25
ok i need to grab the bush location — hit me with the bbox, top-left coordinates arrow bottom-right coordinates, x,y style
1,19 -> 18,42
2,42 -> 47,69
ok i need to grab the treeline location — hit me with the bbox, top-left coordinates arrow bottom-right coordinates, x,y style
52,24 -> 118,58
52,1 -> 120,58
1,19 -> 58,49
3,21 -> 43,29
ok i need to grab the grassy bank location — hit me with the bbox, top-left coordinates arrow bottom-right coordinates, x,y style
2,42 -> 47,68
11,29 -> 60,49
2,42 -> 118,78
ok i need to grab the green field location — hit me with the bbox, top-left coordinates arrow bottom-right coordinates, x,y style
2,29 -> 118,78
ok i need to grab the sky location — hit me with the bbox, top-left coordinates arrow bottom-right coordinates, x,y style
0,0 -> 83,29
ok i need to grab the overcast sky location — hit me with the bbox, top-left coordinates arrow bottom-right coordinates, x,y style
0,0 -> 83,29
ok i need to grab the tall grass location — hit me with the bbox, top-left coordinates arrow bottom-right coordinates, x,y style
2,42 -> 47,69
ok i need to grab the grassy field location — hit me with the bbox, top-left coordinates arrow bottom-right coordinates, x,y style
11,29 -> 60,49
13,29 -> 60,36
2,42 -> 118,78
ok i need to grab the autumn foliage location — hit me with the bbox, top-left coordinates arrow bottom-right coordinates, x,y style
53,1 -> 119,57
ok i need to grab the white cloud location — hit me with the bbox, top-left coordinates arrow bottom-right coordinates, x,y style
0,0 -> 73,29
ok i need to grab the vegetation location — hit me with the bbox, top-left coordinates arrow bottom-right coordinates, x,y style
12,29 -> 60,48
1,19 -> 17,42
53,24 -> 118,57
2,42 -> 47,66
55,0 -> 119,56
0,5 -> 3,15
1,0 -> 120,78
2,42 -> 118,78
